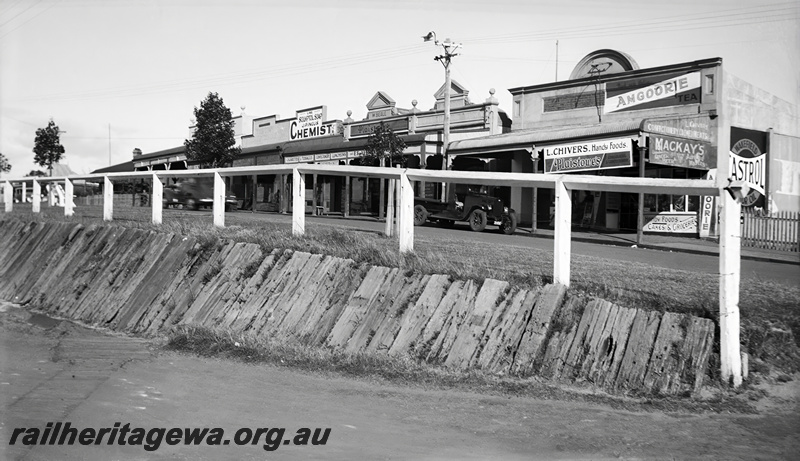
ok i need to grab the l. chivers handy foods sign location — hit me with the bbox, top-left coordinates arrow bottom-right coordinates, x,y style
542,138 -> 633,173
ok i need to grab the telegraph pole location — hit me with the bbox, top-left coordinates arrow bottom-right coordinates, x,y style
423,31 -> 461,202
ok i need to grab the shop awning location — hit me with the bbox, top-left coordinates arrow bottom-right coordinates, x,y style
281,133 -> 429,156
447,120 -> 642,156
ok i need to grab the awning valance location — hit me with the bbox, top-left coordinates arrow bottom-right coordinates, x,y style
447,120 -> 642,156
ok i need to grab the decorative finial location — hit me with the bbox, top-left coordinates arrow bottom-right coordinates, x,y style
347,110 -> 352,117
412,100 -> 418,107
489,88 -> 495,95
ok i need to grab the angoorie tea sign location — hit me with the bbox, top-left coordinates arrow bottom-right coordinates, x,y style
542,138 -> 633,173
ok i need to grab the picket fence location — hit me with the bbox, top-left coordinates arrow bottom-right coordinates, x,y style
741,209 -> 800,253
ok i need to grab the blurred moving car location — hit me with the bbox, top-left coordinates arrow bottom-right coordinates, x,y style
413,184 -> 517,234
163,177 -> 238,211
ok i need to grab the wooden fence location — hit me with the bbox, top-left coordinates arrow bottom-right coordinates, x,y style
741,210 -> 800,253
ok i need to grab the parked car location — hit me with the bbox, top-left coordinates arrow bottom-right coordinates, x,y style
163,177 -> 238,212
413,184 -> 517,234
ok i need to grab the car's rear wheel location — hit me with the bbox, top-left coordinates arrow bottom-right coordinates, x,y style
468,209 -> 488,232
500,212 -> 517,235
413,205 -> 428,226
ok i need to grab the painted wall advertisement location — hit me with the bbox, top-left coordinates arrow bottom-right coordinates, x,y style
643,212 -> 697,234
605,71 -> 701,114
542,138 -> 633,173
290,108 -> 337,140
729,127 -> 767,208
644,115 -> 717,170
699,169 -> 716,238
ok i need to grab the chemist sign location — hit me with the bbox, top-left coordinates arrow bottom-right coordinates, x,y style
542,138 -> 633,173
290,108 -> 338,140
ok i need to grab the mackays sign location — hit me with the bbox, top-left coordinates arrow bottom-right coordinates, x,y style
604,72 -> 701,114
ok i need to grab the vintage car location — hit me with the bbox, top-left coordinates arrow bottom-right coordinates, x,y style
163,177 -> 238,212
413,184 -> 517,234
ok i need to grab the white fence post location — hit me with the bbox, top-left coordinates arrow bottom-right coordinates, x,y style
719,189 -> 743,386
152,174 -> 163,225
32,180 -> 41,213
385,177 -> 395,237
21,183 -> 26,207
64,179 -> 74,216
213,171 -> 225,228
3,180 -> 11,212
292,168 -> 305,236
103,176 -> 113,222
398,171 -> 414,253
553,177 -> 571,287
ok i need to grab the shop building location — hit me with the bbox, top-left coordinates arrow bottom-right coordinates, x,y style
447,49 -> 799,235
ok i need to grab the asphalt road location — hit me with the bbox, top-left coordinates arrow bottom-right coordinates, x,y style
219,210 -> 799,287
2,303 -> 798,461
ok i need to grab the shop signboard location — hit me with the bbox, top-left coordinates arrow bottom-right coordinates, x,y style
699,169 -> 716,238
605,71 -> 701,114
729,127 -> 767,207
290,108 -> 338,140
650,134 -> 714,170
542,138 -> 633,173
285,155 -> 314,164
350,120 -> 407,137
643,212 -> 697,234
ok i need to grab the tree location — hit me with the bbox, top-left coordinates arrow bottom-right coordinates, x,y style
184,92 -> 241,168
33,119 -> 65,176
26,170 -> 47,177
0,152 -> 10,174
363,122 -> 408,168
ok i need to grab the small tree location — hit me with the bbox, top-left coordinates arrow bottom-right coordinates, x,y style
0,152 -> 11,174
184,92 -> 241,168
26,170 -> 47,177
363,122 -> 407,167
33,119 -> 65,176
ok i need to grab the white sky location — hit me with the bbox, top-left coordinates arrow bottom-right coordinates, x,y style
1,0 -> 798,175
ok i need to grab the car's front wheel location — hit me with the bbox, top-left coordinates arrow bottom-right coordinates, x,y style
468,209 -> 488,232
500,212 -> 517,235
413,205 -> 428,226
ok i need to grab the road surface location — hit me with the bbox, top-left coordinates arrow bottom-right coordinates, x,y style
2,302 -> 798,460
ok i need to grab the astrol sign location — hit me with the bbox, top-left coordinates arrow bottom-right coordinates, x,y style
605,72 -> 701,114
543,138 -> 633,173
729,127 -> 767,207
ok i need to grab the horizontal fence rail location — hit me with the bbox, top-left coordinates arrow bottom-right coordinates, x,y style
2,164 -> 746,386
742,210 -> 800,253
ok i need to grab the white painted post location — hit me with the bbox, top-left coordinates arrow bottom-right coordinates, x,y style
719,189 -> 742,386
64,179 -> 74,216
152,174 -> 163,225
385,178 -> 395,237
48,183 -> 56,207
292,168 -> 305,236
553,177 -> 572,287
21,183 -> 26,206
213,172 -> 225,228
398,171 -> 414,253
3,181 -> 11,212
103,176 -> 113,221
32,180 -> 41,213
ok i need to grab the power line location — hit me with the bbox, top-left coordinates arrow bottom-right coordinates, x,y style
4,3 -> 796,103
